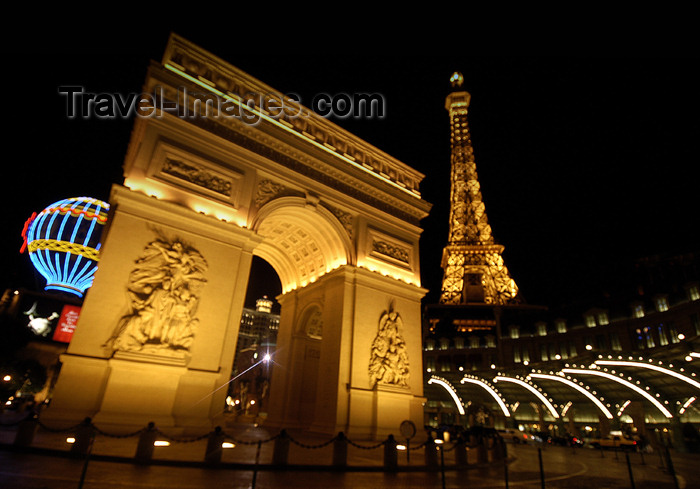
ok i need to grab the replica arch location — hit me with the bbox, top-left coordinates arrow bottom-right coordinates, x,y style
42,34 -> 431,439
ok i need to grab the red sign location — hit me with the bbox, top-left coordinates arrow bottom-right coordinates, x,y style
52,304 -> 81,343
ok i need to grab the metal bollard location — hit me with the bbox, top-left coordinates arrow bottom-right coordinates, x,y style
134,422 -> 157,464
425,435 -> 439,468
71,417 -> 95,457
333,432 -> 348,467
272,429 -> 290,466
492,437 -> 503,461
625,451 -> 636,489
477,438 -> 488,464
14,414 -> 39,447
454,440 -> 468,467
204,426 -> 226,465
384,434 -> 398,471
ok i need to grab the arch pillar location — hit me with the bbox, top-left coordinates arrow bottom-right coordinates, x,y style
41,186 -> 263,431
266,266 -> 427,439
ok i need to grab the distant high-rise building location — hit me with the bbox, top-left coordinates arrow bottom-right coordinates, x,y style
227,297 -> 279,417
233,296 -> 279,374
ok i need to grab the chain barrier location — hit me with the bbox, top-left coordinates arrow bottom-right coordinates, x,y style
443,442 -> 459,452
0,412 -> 35,427
408,440 -> 428,450
286,432 -> 338,449
153,428 -> 210,444
346,437 -> 386,450
222,429 -> 281,446
93,425 -> 146,439
14,416 -> 458,462
36,419 -> 83,433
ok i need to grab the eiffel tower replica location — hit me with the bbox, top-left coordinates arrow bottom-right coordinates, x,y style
425,72 -> 545,371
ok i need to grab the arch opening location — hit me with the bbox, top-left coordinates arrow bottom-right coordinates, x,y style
252,198 -> 352,294
226,256 -> 281,419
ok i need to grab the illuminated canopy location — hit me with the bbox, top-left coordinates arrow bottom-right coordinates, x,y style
460,376 -> 511,417
561,368 -> 673,418
23,197 -> 110,297
595,359 -> 700,391
428,376 -> 465,415
529,372 -> 614,419
495,376 -> 559,418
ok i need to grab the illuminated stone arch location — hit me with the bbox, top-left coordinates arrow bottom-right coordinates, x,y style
252,196 -> 354,293
43,35 -> 429,439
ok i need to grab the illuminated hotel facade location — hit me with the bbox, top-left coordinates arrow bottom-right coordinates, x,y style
422,74 -> 700,449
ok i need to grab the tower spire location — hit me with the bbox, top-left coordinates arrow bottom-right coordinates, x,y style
439,72 -> 520,305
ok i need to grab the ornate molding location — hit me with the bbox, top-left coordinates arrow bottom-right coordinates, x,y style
254,179 -> 286,208
162,158 -> 233,197
324,203 -> 354,240
145,78 -> 427,225
152,35 -> 432,226
162,34 -> 424,198
372,239 -> 409,264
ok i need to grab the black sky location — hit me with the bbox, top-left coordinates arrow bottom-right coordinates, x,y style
2,30 -> 698,312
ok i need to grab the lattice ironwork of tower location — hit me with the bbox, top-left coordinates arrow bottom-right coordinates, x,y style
439,72 -> 521,307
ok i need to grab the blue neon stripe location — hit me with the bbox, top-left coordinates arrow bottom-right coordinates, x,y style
41,247 -> 58,284
71,258 -> 93,289
61,200 -> 82,281
53,252 -> 64,285
82,211 -> 97,246
65,254 -> 83,285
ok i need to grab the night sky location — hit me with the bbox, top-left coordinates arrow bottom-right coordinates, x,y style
2,30 -> 698,313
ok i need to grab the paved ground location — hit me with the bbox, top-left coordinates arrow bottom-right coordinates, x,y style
1,413 -> 698,488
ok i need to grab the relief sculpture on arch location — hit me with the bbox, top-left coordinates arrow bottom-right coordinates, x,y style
368,301 -> 410,388
104,236 -> 208,360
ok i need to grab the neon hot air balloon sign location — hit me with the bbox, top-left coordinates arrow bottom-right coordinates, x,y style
21,197 -> 110,298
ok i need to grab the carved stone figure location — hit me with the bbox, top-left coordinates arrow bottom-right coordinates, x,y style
105,238 -> 208,356
368,301 -> 409,388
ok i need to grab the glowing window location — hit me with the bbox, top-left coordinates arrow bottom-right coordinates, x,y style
668,323 -> 679,344
610,332 -> 622,351
633,304 -> 645,319
692,313 -> 700,336
597,313 -> 609,326
585,315 -> 596,328
556,320 -> 567,334
536,322 -> 547,336
658,325 -> 669,346
510,326 -> 520,339
644,327 -> 655,348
